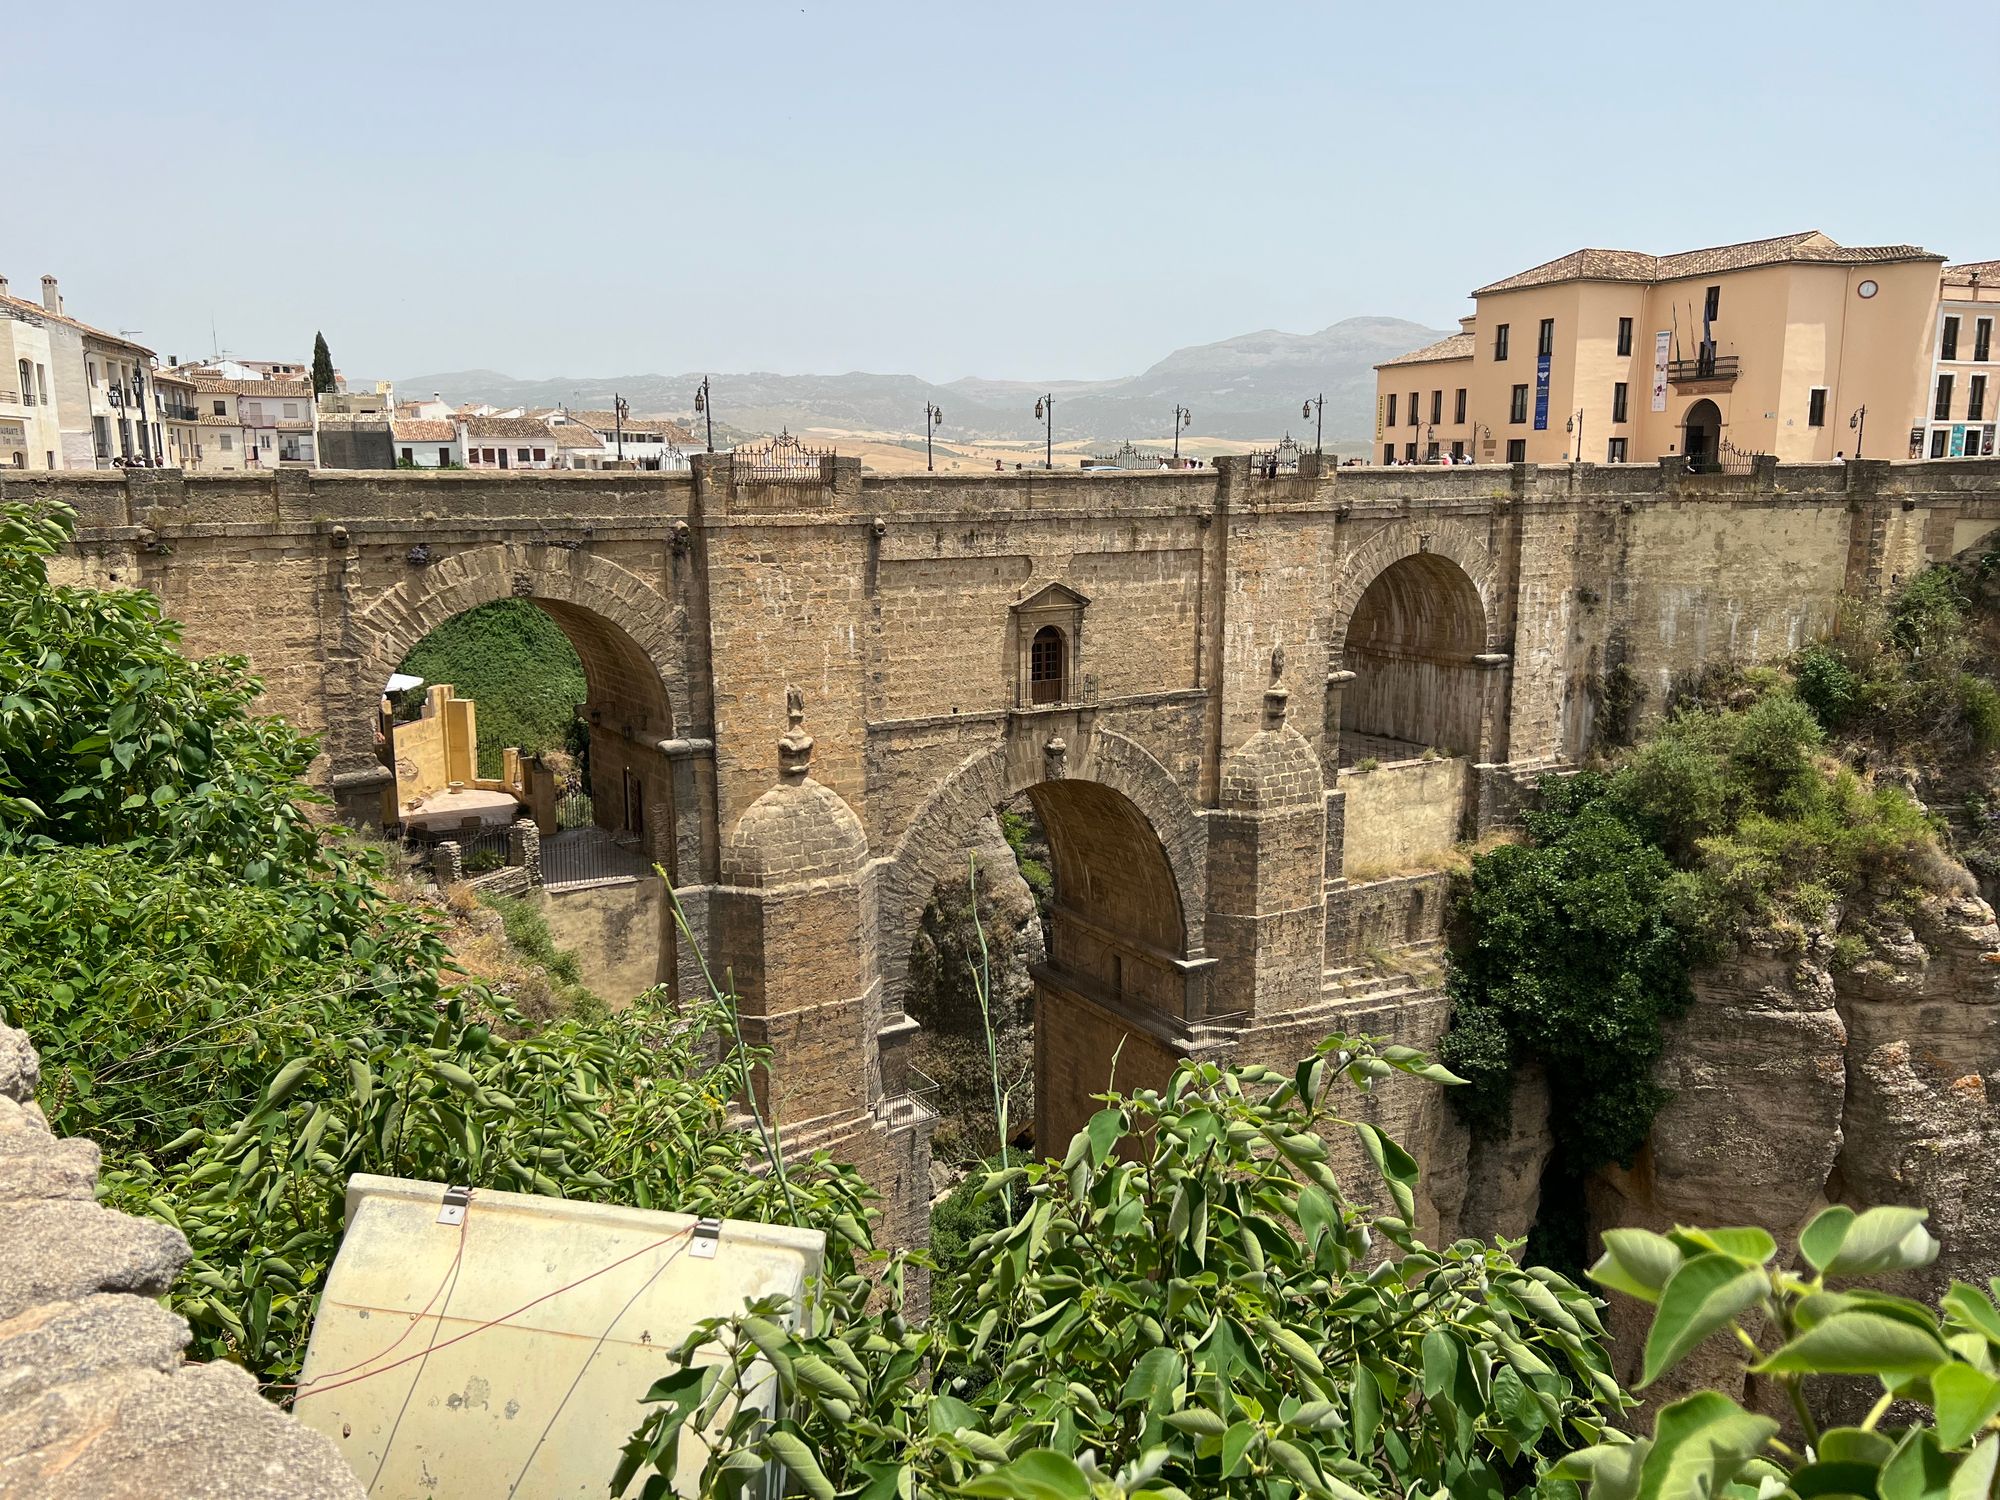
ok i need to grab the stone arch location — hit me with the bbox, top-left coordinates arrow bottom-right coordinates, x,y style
1336,532 -> 1496,768
351,544 -> 680,736
877,725 -> 1208,1153
1327,520 -> 1500,659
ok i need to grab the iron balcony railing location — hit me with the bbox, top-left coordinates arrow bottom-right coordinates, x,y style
160,403 -> 199,422
1668,355 -> 1740,383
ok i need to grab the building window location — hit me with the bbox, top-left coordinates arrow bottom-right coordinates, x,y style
1971,375 -> 1988,422
283,402 -> 299,419
1617,317 -> 1634,357
1029,626 -> 1066,704
1407,392 -> 1418,426
1385,393 -> 1397,427
1977,318 -> 1993,363
401,447 -> 414,463
1936,375 -> 1955,420
1942,317 -> 1960,361
1506,438 -> 1526,462
1404,442 -> 1416,462
1453,388 -> 1467,422
35,364 -> 48,404
15,360 -> 29,406
87,361 -> 98,387
1932,429 -> 1949,458
1383,443 -> 1394,463
1429,390 -> 1442,424
516,447 -> 530,462
1426,440 -> 1440,460
1538,318 -> 1554,357
212,400 -> 226,416
1607,437 -> 1628,462
1808,388 -> 1828,427
1494,324 -> 1510,360
1704,285 -> 1721,322
1509,384 -> 1529,423
1450,440 -> 1465,460
1612,382 -> 1629,423
532,447 -> 546,462
220,433 -> 233,451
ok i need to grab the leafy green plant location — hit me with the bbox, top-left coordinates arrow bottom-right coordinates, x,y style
1557,1204 -> 2000,1500
1352,757 -> 1381,774
616,1040 -> 1624,1499
396,598 -> 588,776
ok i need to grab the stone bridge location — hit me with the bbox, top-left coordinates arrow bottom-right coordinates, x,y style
23,453 -> 2000,1244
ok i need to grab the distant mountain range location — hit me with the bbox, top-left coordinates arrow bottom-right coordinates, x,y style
389,316 -> 1446,446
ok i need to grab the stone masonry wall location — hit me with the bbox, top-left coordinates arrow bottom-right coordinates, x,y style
0,1025 -> 362,1499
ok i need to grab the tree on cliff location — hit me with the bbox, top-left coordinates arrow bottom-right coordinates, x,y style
310,332 -> 335,395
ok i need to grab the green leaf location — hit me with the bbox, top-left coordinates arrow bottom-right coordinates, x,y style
1593,1229 -> 1684,1306
1634,1390 -> 1779,1500
764,1430 -> 836,1500
1553,1439 -> 1653,1500
1881,1429 -> 1956,1500
1800,1205 -> 1857,1273
1350,1364 -> 1381,1454
1422,1326 -> 1460,1399
1935,1364 -> 2000,1450
1669,1226 -> 1777,1266
1641,1253 -> 1769,1387
1120,1347 -> 1184,1412
1086,1107 -> 1122,1168
1823,1207 -> 1939,1277
1946,1283 -> 2000,1347
1220,1423 -> 1256,1480
1752,1311 -> 1949,1382
1951,1437 -> 1997,1500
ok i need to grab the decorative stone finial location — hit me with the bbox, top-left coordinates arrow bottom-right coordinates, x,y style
1264,645 -> 1290,728
778,684 -> 814,781
1043,733 -> 1068,781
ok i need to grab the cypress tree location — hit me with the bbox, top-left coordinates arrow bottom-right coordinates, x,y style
310,332 -> 336,395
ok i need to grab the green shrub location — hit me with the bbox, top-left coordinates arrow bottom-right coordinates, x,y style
1792,642 -> 1861,729
397,599 -> 588,776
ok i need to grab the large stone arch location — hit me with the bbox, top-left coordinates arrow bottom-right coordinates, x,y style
876,723 -> 1210,1152
350,543 -> 681,735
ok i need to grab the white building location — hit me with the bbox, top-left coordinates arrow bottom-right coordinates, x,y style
1923,261 -> 1998,460
460,414 -> 556,469
557,409 -> 692,470
546,419 -> 605,469
390,419 -> 462,468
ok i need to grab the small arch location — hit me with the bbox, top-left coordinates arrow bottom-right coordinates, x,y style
1683,399 -> 1722,472
1339,551 -> 1486,761
1030,625 -> 1067,704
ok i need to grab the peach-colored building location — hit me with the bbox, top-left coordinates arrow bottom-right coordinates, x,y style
1925,262 -> 1998,460
1375,230 -> 1986,469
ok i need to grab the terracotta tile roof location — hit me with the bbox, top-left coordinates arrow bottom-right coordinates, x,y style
191,376 -> 314,397
0,290 -> 155,356
152,370 -> 195,388
197,414 -> 238,427
568,410 -> 694,442
1376,332 -> 1475,369
391,419 -> 457,442
1945,261 -> 2000,287
463,415 -> 556,440
1474,230 -> 1944,295
548,423 -> 604,450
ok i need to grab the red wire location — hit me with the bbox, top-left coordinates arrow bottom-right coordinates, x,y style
290,1218 -> 696,1403
273,1202 -> 471,1396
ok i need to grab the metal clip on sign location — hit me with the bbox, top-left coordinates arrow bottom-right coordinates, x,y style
691,1217 -> 723,1260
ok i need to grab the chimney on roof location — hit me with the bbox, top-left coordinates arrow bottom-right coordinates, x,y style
0,274 -> 9,297
40,276 -> 60,314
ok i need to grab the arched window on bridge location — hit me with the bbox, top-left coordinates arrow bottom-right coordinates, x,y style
1030,626 -> 1067,705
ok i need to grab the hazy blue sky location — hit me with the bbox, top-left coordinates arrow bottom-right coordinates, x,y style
12,1 -> 1987,383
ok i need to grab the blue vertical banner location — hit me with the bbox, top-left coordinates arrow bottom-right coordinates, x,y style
1534,353 -> 1551,430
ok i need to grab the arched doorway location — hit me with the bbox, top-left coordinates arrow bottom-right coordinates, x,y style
887,742 -> 1202,1169
1683,399 -> 1722,473
1339,552 -> 1487,765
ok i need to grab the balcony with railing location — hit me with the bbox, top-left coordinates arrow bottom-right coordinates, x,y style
1668,354 -> 1740,387
160,402 -> 199,422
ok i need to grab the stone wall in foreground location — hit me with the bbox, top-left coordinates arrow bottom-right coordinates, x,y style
0,1025 -> 361,1500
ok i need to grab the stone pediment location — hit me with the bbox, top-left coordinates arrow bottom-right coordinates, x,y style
1010,580 -> 1090,615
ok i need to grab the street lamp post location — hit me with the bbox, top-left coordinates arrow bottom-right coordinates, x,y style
1302,394 -> 1324,455
1849,404 -> 1867,461
925,402 -> 944,472
1173,404 -> 1192,466
1565,407 -> 1585,464
693,376 -> 713,453
1033,393 -> 1053,469
613,394 -> 628,462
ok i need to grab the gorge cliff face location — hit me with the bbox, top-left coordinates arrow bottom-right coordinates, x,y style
1576,885 -> 2000,1399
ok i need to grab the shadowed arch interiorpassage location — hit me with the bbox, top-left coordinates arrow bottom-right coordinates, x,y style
1340,552 -> 1487,764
